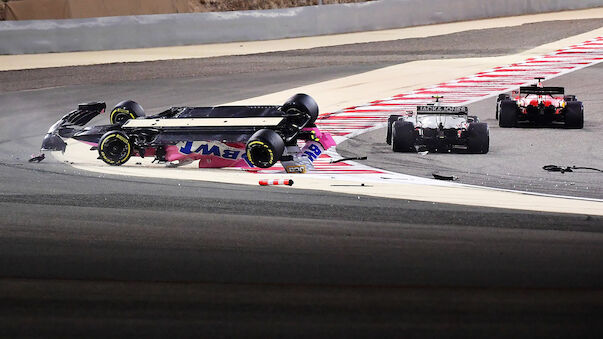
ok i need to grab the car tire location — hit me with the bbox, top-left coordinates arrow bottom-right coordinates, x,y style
497,94 -> 510,101
467,122 -> 489,154
246,129 -> 285,168
496,94 -> 510,120
110,100 -> 145,125
386,115 -> 401,145
391,120 -> 415,152
98,130 -> 132,166
564,101 -> 584,129
499,99 -> 518,128
564,95 -> 576,102
282,94 -> 319,125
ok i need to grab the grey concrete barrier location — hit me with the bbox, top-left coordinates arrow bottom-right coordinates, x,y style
1,0 -> 602,54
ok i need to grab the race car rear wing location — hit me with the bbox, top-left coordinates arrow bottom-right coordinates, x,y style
416,105 -> 468,115
519,86 -> 564,95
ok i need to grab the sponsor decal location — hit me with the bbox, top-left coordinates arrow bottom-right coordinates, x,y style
284,165 -> 306,174
110,108 -> 135,122
302,143 -> 322,162
416,106 -> 468,113
178,141 -> 243,160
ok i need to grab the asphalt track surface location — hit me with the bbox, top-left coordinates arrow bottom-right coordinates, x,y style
339,63 -> 603,199
1,19 -> 603,338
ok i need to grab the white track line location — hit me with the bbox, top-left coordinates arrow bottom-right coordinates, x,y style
242,34 -> 603,206
53,31 -> 603,215
313,37 -> 603,137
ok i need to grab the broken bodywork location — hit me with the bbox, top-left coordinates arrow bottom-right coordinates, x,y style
33,94 -> 336,173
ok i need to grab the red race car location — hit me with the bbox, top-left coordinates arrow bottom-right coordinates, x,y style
496,78 -> 583,128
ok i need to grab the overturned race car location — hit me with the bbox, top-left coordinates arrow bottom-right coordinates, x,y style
496,77 -> 584,128
33,94 -> 336,173
386,97 -> 489,154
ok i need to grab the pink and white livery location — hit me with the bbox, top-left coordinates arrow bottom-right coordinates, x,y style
33,94 -> 336,173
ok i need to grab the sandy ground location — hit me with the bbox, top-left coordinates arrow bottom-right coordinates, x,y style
1,7 -> 602,72
2,18 -> 603,93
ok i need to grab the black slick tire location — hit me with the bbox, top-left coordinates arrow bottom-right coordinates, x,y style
498,100 -> 518,128
467,122 -> 489,154
110,100 -> 145,125
564,95 -> 576,102
564,101 -> 584,129
496,94 -> 510,120
391,120 -> 415,152
386,115 -> 401,145
98,131 -> 132,166
246,129 -> 285,168
282,94 -> 319,125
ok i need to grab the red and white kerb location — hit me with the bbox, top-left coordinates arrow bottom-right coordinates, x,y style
315,36 -> 603,137
255,36 -> 603,175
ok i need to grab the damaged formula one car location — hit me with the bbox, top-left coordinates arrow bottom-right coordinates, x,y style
386,97 -> 489,154
34,94 -> 336,173
496,77 -> 584,128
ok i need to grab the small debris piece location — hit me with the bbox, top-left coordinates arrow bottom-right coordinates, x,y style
28,153 -> 45,163
330,156 -> 368,164
432,173 -> 457,181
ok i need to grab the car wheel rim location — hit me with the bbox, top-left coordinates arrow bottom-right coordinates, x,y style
105,138 -> 128,161
248,144 -> 273,168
